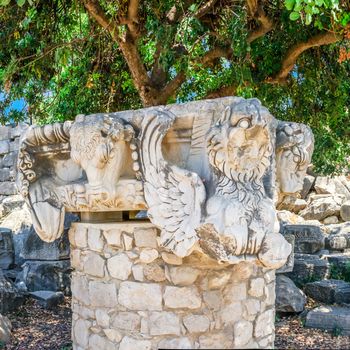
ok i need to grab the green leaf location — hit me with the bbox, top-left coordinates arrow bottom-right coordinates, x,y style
315,0 -> 324,6
305,13 -> 313,24
0,0 -> 11,6
285,0 -> 296,11
16,0 -> 25,5
289,11 -> 300,20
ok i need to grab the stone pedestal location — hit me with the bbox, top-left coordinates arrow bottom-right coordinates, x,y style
70,222 -> 275,350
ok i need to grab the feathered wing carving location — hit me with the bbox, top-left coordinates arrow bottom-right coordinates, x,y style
138,111 -> 206,257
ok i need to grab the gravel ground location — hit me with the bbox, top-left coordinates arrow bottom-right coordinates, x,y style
3,296 -> 350,349
4,297 -> 72,350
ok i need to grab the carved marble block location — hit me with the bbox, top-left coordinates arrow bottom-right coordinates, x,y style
17,97 -> 314,349
17,97 -> 314,268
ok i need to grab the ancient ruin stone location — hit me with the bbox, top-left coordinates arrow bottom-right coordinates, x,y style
0,228 -> 13,269
276,275 -> 306,313
305,306 -> 350,335
16,97 -> 314,349
304,279 -> 350,304
340,200 -> 350,222
286,254 -> 330,284
281,224 -> 324,254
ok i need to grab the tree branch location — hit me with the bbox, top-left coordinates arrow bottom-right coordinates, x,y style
205,84 -> 237,99
157,71 -> 187,104
195,0 -> 218,18
127,0 -> 140,39
200,46 -> 232,65
271,32 -> 342,83
246,0 -> 274,44
84,0 -> 157,106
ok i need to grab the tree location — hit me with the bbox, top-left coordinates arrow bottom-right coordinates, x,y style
0,0 -> 349,173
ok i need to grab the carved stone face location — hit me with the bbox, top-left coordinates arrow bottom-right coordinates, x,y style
207,101 -> 273,182
276,122 -> 314,194
70,114 -> 134,190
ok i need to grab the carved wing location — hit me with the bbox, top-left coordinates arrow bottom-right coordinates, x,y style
138,111 -> 206,257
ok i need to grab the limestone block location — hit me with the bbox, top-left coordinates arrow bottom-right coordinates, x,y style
324,216 -> 339,225
112,312 -> 141,331
199,331 -> 233,349
161,252 -> 183,265
304,279 -> 350,304
305,306 -> 350,335
340,201 -> 350,221
71,274 -> 90,305
223,282 -> 247,301
132,264 -> 144,281
203,290 -> 222,311
2,152 -> 16,167
75,227 -> 88,248
248,278 -> 264,298
275,275 -> 306,313
314,176 -> 350,200
71,250 -> 81,270
123,234 -> 133,250
143,263 -> 165,282
83,252 -> 105,278
149,311 -> 181,336
183,314 -> 210,333
243,299 -> 260,319
139,248 -> 158,263
164,286 -> 201,309
206,270 -> 232,290
103,229 -> 122,247
103,329 -> 122,343
0,182 -> 17,195
95,309 -> 110,328
286,254 -> 330,284
299,195 -> 344,221
88,227 -> 104,252
89,334 -> 115,350
254,309 -> 274,338
233,320 -> 253,348
0,168 -> 11,182
0,126 -> 10,141
118,282 -> 162,311
265,282 -> 276,306
134,228 -> 158,248
0,140 -> 10,155
107,253 -> 132,280
89,281 -> 117,307
119,336 -> 152,350
217,302 -> 242,326
168,266 -> 200,286
19,260 -> 71,294
281,224 -> 324,254
74,319 -> 91,348
157,337 -> 192,349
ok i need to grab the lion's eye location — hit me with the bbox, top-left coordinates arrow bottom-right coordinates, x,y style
293,155 -> 301,163
238,118 -> 250,129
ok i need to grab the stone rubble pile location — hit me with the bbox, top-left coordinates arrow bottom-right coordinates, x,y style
276,173 -> 350,335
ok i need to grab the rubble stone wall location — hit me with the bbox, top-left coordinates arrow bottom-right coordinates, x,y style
0,124 -> 28,198
69,221 -> 276,350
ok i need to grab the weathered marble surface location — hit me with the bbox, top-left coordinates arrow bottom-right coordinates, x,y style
17,97 -> 313,268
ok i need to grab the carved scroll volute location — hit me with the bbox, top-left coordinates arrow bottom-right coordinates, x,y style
276,121 -> 314,203
17,122 -> 72,242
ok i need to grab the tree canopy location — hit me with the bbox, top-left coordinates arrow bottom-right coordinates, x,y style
0,0 -> 349,174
